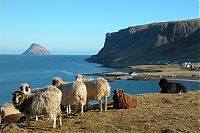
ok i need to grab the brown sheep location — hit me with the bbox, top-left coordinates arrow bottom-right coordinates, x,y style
1,113 -> 25,124
113,88 -> 138,109
158,78 -> 187,93
0,103 -> 20,117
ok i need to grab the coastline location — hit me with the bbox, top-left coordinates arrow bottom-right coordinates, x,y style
83,63 -> 200,82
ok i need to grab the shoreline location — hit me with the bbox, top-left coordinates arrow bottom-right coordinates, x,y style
85,72 -> 200,82
83,63 -> 200,82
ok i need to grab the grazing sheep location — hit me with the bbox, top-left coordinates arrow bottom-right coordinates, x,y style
12,85 -> 62,128
158,78 -> 187,93
0,103 -> 20,117
52,77 -> 87,114
113,88 -> 138,109
75,74 -> 110,112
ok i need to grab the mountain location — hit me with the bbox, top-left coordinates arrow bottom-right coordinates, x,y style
87,18 -> 200,66
22,43 -> 50,55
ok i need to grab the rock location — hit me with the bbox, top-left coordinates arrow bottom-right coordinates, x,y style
22,43 -> 50,55
161,128 -> 170,133
87,18 -> 200,66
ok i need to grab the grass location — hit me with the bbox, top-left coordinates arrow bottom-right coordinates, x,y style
2,90 -> 200,133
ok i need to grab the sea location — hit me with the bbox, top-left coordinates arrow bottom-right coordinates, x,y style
0,55 -> 199,106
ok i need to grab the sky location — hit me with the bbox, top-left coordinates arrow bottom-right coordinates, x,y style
0,0 -> 199,55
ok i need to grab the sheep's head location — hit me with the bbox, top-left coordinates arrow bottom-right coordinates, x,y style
19,83 -> 31,94
75,74 -> 85,82
12,91 -> 24,105
158,78 -> 169,89
52,77 -> 64,88
113,88 -> 124,100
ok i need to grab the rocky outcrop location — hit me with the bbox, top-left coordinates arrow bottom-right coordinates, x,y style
87,18 -> 200,66
22,43 -> 50,55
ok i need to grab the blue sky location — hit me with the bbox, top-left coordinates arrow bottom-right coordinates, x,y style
0,0 -> 199,55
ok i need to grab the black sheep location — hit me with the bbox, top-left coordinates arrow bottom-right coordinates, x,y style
158,78 -> 187,93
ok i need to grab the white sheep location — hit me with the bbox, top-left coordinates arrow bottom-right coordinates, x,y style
12,85 -> 62,128
0,103 -> 20,117
75,74 -> 110,112
52,77 -> 87,114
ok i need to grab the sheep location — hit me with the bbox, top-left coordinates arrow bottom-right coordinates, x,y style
158,78 -> 187,93
0,103 -> 22,124
12,85 -> 62,128
0,103 -> 20,117
113,88 -> 138,109
52,77 -> 87,114
75,74 -> 110,112
1,113 -> 25,124
19,83 -> 46,121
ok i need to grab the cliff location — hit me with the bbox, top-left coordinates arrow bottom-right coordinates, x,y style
22,43 -> 50,55
87,18 -> 200,66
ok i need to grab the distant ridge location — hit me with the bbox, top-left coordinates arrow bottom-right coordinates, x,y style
22,43 -> 50,55
87,18 -> 200,66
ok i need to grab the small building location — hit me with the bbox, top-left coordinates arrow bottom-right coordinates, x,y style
182,62 -> 192,68
128,71 -> 138,76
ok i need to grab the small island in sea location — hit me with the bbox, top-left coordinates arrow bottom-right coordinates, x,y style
22,43 -> 50,55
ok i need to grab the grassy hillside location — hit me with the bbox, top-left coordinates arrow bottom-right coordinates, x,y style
2,91 -> 200,133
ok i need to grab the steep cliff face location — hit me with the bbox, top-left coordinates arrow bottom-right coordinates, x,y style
87,18 -> 200,66
22,43 -> 50,55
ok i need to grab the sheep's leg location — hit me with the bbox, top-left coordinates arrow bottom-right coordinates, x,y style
81,103 -> 84,115
69,105 -> 71,114
99,100 -> 102,112
52,116 -> 57,128
35,115 -> 38,122
26,115 -> 31,127
104,96 -> 108,111
57,112 -> 62,127
74,106 -> 77,114
66,105 -> 69,114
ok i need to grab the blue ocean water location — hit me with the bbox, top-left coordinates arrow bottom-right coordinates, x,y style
0,55 -> 199,106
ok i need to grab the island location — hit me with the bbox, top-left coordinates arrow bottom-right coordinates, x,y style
22,43 -> 50,55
